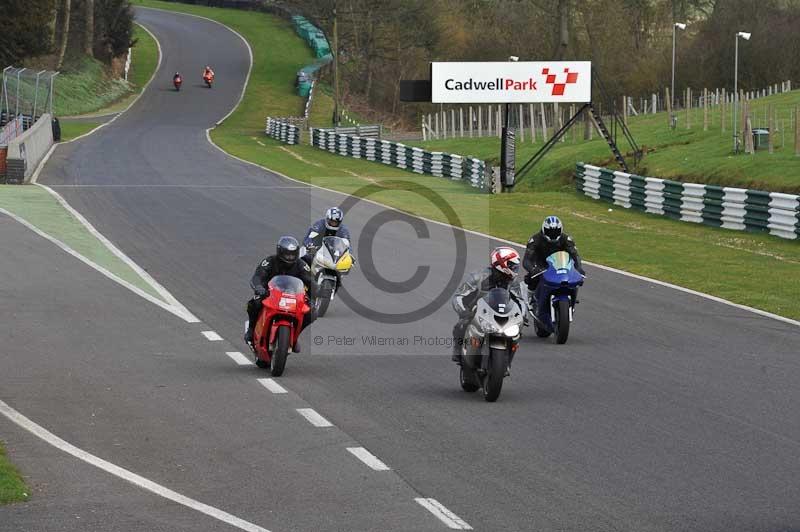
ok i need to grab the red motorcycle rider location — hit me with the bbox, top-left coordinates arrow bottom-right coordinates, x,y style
245,236 -> 317,352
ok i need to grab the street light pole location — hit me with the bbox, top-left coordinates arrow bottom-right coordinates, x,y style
332,0 -> 340,127
733,31 -> 751,153
671,22 -> 686,116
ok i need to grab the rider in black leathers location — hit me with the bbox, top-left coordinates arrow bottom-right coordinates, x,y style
451,247 -> 525,362
245,236 -> 318,352
523,216 -> 585,297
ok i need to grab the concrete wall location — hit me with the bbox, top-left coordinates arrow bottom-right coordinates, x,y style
5,113 -> 54,183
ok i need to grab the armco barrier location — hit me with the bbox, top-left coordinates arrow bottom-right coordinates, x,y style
5,113 -> 54,184
265,117 -> 301,145
310,127 -> 488,190
576,163 -> 800,240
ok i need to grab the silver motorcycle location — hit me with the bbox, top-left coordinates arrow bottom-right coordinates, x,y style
458,287 -> 524,402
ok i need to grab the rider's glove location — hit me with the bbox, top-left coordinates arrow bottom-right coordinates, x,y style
254,286 -> 268,298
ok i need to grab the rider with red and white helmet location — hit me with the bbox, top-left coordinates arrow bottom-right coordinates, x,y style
450,246 -> 526,362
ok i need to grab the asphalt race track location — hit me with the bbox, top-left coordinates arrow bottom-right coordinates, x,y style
2,7 -> 799,532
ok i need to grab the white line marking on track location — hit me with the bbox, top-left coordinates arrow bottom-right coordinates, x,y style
0,209 -> 190,323
0,399 -> 271,532
296,408 -> 333,428
257,378 -> 287,394
202,331 -> 223,341
226,351 -> 253,366
415,498 -> 473,530
257,379 -> 287,393
347,447 -> 390,471
36,185 -> 199,323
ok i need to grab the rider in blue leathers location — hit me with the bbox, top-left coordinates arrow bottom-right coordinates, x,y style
302,207 -> 351,264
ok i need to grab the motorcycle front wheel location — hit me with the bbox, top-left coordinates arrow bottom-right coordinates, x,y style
483,348 -> 507,402
316,279 -> 335,317
554,299 -> 570,344
270,326 -> 290,376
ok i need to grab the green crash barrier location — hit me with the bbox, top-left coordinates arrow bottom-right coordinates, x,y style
575,163 -> 800,240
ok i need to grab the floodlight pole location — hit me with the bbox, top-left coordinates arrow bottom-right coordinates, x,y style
671,23 -> 685,117
33,70 -> 46,119
733,31 -> 750,152
15,68 -> 26,117
49,72 -> 59,116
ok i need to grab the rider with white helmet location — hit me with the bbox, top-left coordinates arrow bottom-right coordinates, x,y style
302,207 -> 352,263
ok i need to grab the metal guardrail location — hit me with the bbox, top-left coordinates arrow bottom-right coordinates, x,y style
323,124 -> 382,138
576,163 -> 800,240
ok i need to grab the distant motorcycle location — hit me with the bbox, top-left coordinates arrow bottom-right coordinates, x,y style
303,236 -> 354,317
249,275 -> 311,376
173,75 -> 183,91
529,251 -> 584,344
457,287 -> 523,402
203,72 -> 214,88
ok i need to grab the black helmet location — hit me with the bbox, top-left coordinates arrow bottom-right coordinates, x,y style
276,236 -> 300,265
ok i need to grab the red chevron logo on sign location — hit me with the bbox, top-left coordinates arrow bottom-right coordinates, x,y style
542,68 -> 579,96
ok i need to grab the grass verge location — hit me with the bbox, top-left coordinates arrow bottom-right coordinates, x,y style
59,120 -> 103,142
133,0 -> 800,320
0,442 -> 28,505
0,186 -> 163,301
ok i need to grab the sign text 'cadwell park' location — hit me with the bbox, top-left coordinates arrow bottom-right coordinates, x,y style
431,61 -> 592,103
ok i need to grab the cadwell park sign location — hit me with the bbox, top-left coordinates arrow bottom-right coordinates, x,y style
431,61 -> 592,103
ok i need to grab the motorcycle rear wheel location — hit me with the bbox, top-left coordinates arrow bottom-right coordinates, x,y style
483,348 -> 507,402
270,326 -> 290,376
459,366 -> 479,392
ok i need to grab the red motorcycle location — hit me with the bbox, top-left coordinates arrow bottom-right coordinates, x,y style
203,72 -> 214,88
252,275 -> 310,376
173,74 -> 183,91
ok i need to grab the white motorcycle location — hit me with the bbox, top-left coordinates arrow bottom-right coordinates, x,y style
458,287 -> 524,402
303,236 -> 354,317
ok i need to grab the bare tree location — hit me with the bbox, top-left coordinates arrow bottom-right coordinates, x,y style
55,0 -> 71,69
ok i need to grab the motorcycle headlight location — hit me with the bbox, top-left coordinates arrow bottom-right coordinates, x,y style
478,316 -> 500,333
504,324 -> 520,337
336,253 -> 353,272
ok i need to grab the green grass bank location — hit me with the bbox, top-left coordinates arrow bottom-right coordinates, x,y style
0,442 -> 28,505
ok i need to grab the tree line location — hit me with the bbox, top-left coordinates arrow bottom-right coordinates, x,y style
0,0 -> 135,71
284,0 -> 800,123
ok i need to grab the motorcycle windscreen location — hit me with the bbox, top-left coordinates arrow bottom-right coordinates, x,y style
322,236 -> 349,257
547,251 -> 573,273
268,275 -> 306,294
483,287 -> 512,316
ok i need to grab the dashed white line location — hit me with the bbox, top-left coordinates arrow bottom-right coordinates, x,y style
347,447 -> 390,471
415,498 -> 472,530
296,408 -> 333,428
258,378 -> 287,394
0,399 -> 271,532
202,330 -> 223,341
226,351 -> 252,366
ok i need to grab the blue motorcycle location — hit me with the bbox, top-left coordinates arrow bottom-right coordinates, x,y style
529,251 -> 584,344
